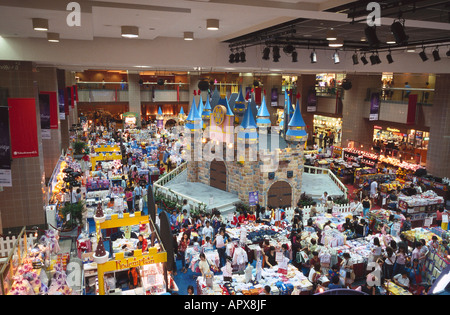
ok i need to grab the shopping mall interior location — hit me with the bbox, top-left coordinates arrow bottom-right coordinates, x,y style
0,0 -> 449,297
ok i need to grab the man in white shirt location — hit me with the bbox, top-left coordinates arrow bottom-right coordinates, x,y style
202,220 -> 214,242
370,180 -> 378,201
320,192 -> 328,205
393,272 -> 410,289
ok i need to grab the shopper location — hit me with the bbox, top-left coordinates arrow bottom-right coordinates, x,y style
340,252 -> 354,287
125,188 -> 133,213
198,253 -> 212,279
362,195 -> 372,218
201,220 -> 214,243
393,246 -> 407,276
383,246 -> 396,280
137,234 -> 148,252
214,227 -> 228,268
265,246 -> 277,268
393,271 -> 410,289
178,232 -> 190,273
327,275 -> 342,290
187,285 -> 195,295
326,196 -> 334,214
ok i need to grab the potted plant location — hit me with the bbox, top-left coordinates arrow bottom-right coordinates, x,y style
60,201 -> 86,231
73,141 -> 87,159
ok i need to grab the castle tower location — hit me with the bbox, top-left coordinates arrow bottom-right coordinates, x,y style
256,95 -> 271,130
285,99 -> 308,145
234,87 -> 246,125
202,95 -> 211,129
178,106 -> 186,126
185,96 -> 202,132
156,106 -> 164,128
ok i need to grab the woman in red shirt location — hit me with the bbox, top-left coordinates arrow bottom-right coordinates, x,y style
178,232 -> 190,273
238,211 -> 247,224
247,211 -> 256,222
125,188 -> 133,213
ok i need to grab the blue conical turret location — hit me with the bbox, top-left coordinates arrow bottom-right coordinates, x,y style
238,101 -> 258,143
256,96 -> 271,128
286,99 -> 307,143
186,96 -> 202,131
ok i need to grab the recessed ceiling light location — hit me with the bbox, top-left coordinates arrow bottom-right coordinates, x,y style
47,32 -> 60,43
361,36 -> 367,42
206,19 -> 219,31
184,32 -> 194,41
121,26 -> 139,38
386,34 -> 396,45
32,18 -> 49,31
406,46 -> 416,52
329,38 -> 344,48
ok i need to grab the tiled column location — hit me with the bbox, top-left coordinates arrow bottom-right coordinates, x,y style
0,61 -> 46,233
127,72 -> 142,127
341,74 -> 382,148
426,74 -> 450,178
34,67 -> 62,182
297,74 -> 317,143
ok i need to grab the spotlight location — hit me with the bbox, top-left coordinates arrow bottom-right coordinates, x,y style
386,51 -> 394,64
234,52 -> 241,63
391,20 -> 409,45
365,26 -> 381,48
310,50 -> 317,63
291,51 -> 298,62
370,53 -> 377,65
333,50 -> 340,64
273,46 -> 281,62
447,49 -> 450,57
374,52 -> 382,64
432,47 -> 441,61
361,53 -> 369,65
283,44 -> 295,54
240,51 -> 246,63
352,51 -> 359,65
229,52 -> 235,63
419,48 -> 428,62
262,47 -> 271,60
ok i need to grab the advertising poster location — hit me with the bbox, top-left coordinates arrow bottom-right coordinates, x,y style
39,93 -> 51,139
369,92 -> 380,121
249,191 -> 259,206
41,91 -> 58,129
66,86 -> 72,114
58,88 -> 66,120
306,88 -> 317,112
0,106 -> 12,186
271,88 -> 278,107
407,94 -> 418,125
8,98 -> 39,159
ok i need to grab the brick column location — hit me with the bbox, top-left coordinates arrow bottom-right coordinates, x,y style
341,74 -> 382,148
426,74 -> 450,178
127,72 -> 142,127
34,67 -> 62,182
0,61 -> 46,233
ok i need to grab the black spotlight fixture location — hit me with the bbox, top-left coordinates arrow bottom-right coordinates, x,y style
365,26 -> 381,48
447,48 -> 450,57
361,53 -> 368,65
391,19 -> 409,46
262,47 -> 271,60
240,50 -> 246,63
283,44 -> 295,54
374,51 -> 382,64
229,51 -> 235,63
386,50 -> 394,64
273,46 -> 281,62
419,47 -> 428,62
352,51 -> 359,65
370,52 -> 377,65
234,51 -> 241,63
292,51 -> 298,62
310,49 -> 317,63
432,47 -> 440,61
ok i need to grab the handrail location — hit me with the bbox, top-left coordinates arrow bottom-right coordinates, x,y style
303,165 -> 348,199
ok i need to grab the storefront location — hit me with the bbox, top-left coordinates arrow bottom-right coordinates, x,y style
315,73 -> 345,96
313,115 -> 342,148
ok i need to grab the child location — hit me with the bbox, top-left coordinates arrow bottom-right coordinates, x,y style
202,236 -> 213,252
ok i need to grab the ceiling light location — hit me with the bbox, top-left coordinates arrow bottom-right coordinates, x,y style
326,29 -> 337,41
47,32 -> 60,43
370,53 -> 377,65
229,52 -> 235,63
333,50 -> 340,64
121,26 -> 139,38
310,50 -> 317,63
329,38 -> 344,48
365,26 -> 380,48
446,49 -> 450,57
206,19 -> 219,31
184,31 -> 194,41
406,46 -> 416,53
283,44 -> 295,54
419,48 -> 428,62
273,46 -> 281,62
375,52 -> 382,64
352,52 -> 359,65
386,34 -> 396,45
262,47 -> 271,60
361,36 -> 367,42
32,18 -> 49,31
432,47 -> 441,61
234,51 -> 241,63
361,53 -> 369,65
391,19 -> 409,46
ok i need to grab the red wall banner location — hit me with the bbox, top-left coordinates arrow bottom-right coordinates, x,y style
40,91 -> 58,129
407,94 -> 418,125
8,98 -> 39,159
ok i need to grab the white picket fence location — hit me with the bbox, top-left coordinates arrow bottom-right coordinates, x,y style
285,203 -> 361,224
0,234 -> 37,258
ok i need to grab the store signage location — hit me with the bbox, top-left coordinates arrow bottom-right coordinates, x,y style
8,98 -> 39,159
369,92 -> 380,121
249,191 -> 259,206
406,94 -> 418,125
40,91 -> 58,129
387,128 -> 400,133
0,104 -> 11,185
271,88 -> 278,107
374,125 -> 382,130
306,88 -> 317,112
58,89 -> 66,120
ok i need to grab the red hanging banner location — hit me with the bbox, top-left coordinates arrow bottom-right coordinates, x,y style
40,91 -> 58,129
8,98 -> 39,159
406,94 -> 418,125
